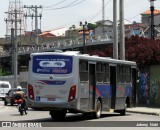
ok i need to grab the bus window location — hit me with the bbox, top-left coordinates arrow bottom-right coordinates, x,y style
79,60 -> 88,82
104,63 -> 110,83
117,65 -> 131,84
117,65 -> 124,83
96,63 -> 109,83
125,66 -> 131,83
96,62 -> 103,83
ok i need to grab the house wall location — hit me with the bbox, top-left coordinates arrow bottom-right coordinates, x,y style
141,14 -> 160,25
95,26 -> 113,39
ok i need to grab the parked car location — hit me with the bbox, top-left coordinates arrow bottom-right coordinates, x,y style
3,88 -> 27,106
0,81 -> 11,100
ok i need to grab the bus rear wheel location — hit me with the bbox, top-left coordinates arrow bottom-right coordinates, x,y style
94,100 -> 102,119
50,110 -> 66,120
115,104 -> 126,116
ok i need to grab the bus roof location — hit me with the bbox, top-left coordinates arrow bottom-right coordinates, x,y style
31,51 -> 136,66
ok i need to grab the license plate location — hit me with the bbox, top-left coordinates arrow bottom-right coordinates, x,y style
47,98 -> 55,101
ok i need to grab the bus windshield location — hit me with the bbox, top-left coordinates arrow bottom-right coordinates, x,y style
32,55 -> 73,74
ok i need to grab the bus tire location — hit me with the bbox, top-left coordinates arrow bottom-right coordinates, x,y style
116,104 -> 126,116
119,109 -> 126,116
126,97 -> 130,108
50,110 -> 66,120
94,100 -> 102,119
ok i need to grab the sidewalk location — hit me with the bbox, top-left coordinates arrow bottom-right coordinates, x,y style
127,107 -> 160,116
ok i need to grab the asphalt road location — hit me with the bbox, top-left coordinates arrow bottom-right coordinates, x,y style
0,101 -> 160,130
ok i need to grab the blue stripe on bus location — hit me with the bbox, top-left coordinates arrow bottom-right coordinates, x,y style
124,85 -> 132,97
96,84 -> 111,98
95,84 -> 132,98
116,84 -> 132,97
36,80 -> 66,85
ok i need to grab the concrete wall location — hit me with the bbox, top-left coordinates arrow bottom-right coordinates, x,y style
0,75 -> 20,88
0,71 -> 28,88
138,65 -> 160,106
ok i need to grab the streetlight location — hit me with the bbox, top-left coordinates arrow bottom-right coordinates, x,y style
69,25 -> 76,50
150,0 -> 156,40
80,21 -> 88,54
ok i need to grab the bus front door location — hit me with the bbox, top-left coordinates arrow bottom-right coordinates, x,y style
89,63 -> 96,110
110,66 -> 117,109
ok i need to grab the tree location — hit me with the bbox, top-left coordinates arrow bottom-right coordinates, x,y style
87,23 -> 98,30
88,36 -> 160,69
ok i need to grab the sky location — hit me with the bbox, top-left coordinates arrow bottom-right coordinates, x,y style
0,0 -> 160,38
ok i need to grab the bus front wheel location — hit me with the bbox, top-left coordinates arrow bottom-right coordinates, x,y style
94,100 -> 102,119
50,110 -> 66,120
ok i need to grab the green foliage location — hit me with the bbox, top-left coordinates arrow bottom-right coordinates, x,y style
0,68 -> 11,76
87,23 -> 98,30
88,36 -> 160,69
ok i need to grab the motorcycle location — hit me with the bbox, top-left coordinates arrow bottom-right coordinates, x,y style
15,99 -> 28,115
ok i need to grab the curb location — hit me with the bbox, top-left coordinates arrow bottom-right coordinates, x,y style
126,110 -> 160,116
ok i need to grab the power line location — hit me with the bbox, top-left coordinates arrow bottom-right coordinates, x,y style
44,0 -> 86,10
44,0 -> 67,8
24,5 -> 42,46
89,0 -> 111,22
128,14 -> 140,21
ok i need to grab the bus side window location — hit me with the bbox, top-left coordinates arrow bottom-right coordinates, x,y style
117,65 -> 125,84
104,63 -> 110,83
96,62 -> 103,83
117,65 -> 121,84
96,63 -> 109,83
125,66 -> 131,83
79,60 -> 88,82
117,65 -> 131,84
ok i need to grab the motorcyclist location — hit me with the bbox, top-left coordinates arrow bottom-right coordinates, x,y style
14,86 -> 27,109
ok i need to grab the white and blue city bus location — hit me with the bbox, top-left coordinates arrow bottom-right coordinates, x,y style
27,51 -> 137,120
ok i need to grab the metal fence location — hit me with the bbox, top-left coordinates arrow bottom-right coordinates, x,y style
0,32 -> 112,57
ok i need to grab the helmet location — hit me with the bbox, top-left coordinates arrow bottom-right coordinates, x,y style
17,86 -> 22,91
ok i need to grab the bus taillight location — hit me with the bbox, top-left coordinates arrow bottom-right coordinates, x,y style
28,84 -> 35,100
68,85 -> 76,102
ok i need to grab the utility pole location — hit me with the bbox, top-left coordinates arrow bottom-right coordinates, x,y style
69,25 -> 76,51
24,5 -> 42,46
11,28 -> 14,75
80,21 -> 88,54
5,0 -> 24,42
119,0 -> 125,60
5,10 -> 20,88
14,9 -> 18,88
113,0 -> 118,59
5,0 -> 23,87
150,0 -> 155,40
102,0 -> 105,33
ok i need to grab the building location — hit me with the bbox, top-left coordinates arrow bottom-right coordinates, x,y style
124,22 -> 147,38
95,20 -> 113,39
141,10 -> 160,26
141,10 -> 160,39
